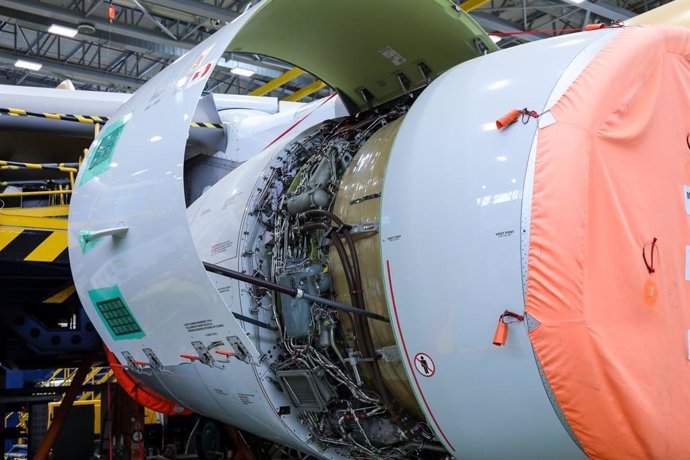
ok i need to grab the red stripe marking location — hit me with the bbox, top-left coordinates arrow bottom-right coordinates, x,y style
386,260 -> 456,452
263,93 -> 337,150
200,62 -> 212,79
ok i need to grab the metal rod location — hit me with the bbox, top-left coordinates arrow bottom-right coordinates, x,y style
0,179 -> 71,186
131,0 -> 179,41
0,190 -> 72,197
203,262 -> 390,322
0,160 -> 79,173
232,312 -> 278,331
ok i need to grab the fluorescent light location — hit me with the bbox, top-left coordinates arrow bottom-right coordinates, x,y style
567,0 -> 586,3
490,35 -> 503,44
48,24 -> 78,38
15,60 -> 42,71
231,67 -> 255,77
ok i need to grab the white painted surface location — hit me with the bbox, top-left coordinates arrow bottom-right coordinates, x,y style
379,30 -> 619,458
69,10 -> 264,368
219,96 -> 347,162
69,8 -> 345,455
0,83 -> 286,118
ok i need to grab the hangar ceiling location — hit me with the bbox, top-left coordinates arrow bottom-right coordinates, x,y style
0,0 -> 671,99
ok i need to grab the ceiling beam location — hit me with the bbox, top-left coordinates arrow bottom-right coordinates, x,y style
0,2 -> 302,78
0,0 -> 194,56
0,48 -> 145,88
141,0 -> 240,23
567,0 -> 634,20
0,0 -> 323,94
471,12 -> 549,41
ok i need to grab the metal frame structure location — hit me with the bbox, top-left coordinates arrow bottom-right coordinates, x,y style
0,0 -> 667,97
469,0 -> 655,46
0,0 -> 326,98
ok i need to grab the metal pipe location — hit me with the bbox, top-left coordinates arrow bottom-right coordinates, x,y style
402,441 -> 449,453
203,262 -> 389,322
0,160 -> 79,172
232,311 -> 277,331
0,179 -> 70,186
302,210 -> 397,417
131,0 -> 179,41
0,190 -> 72,197
302,220 -> 371,372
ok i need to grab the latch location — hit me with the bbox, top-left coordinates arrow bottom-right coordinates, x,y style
349,222 -> 379,236
142,348 -> 170,373
121,351 -> 152,375
226,335 -> 251,363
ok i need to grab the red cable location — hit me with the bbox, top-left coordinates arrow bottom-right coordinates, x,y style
263,93 -> 337,150
490,24 -> 610,36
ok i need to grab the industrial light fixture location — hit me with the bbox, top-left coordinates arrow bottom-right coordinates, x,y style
15,60 -> 42,71
490,35 -> 503,44
77,23 -> 96,35
48,24 -> 79,38
231,67 -> 255,77
566,0 -> 586,4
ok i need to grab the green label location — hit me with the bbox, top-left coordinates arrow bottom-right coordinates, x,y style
79,118 -> 127,185
79,230 -> 101,254
88,285 -> 145,341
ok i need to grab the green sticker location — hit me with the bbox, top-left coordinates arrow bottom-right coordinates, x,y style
88,285 -> 145,341
79,230 -> 101,254
79,118 -> 128,185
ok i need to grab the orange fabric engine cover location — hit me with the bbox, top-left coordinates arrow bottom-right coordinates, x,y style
526,26 -> 690,459
104,347 -> 191,416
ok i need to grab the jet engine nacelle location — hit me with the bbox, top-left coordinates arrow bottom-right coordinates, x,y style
69,1 -> 690,458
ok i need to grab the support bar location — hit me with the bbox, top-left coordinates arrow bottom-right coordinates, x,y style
203,262 -> 389,322
249,67 -> 305,96
0,190 -> 72,197
0,160 -> 78,173
232,312 -> 278,331
283,80 -> 327,102
459,0 -> 492,12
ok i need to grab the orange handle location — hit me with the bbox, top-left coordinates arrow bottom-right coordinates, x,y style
179,354 -> 198,361
215,350 -> 235,357
584,23 -> 607,31
496,109 -> 521,130
493,319 -> 509,346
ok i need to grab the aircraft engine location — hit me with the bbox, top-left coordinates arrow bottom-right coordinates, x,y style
68,1 -> 690,457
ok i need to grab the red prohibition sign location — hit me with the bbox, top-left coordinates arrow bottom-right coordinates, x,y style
413,352 -> 435,377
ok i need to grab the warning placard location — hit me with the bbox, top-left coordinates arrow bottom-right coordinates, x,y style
414,352 -> 435,377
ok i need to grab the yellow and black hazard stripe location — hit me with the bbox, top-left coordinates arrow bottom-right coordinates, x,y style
0,228 -> 68,263
190,122 -> 225,129
0,107 -> 224,129
0,107 -> 106,125
43,284 -> 77,304
0,160 -> 78,173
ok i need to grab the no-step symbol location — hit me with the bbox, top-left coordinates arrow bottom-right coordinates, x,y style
414,352 -> 435,377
